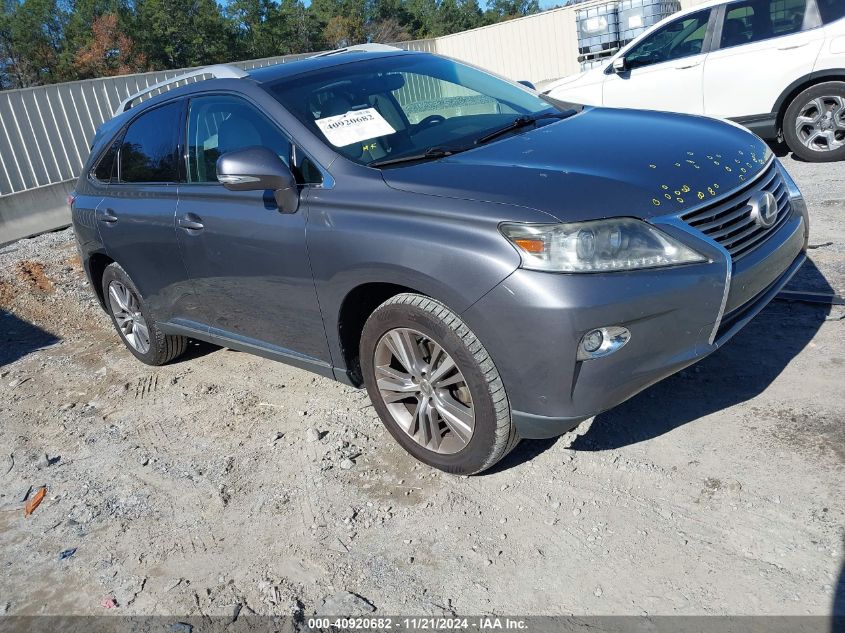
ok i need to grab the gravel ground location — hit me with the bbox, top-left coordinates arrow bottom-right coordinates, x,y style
0,155 -> 843,620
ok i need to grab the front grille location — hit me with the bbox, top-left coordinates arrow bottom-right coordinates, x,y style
680,162 -> 791,260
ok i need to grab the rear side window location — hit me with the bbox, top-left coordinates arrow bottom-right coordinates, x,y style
720,0 -> 820,48
118,102 -> 181,183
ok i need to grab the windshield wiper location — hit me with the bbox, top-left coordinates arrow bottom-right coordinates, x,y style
473,111 -> 572,146
368,145 -> 468,168
368,110 -> 574,167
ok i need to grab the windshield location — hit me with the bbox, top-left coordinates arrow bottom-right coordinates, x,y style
266,54 -> 559,166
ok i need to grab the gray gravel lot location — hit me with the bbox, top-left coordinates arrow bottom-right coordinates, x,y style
0,155 -> 843,619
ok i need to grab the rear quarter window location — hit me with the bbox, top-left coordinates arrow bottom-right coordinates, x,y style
720,0 -> 823,49
90,139 -> 119,183
118,101 -> 181,183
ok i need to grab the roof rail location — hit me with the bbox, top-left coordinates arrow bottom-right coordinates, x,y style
114,64 -> 249,116
310,43 -> 403,58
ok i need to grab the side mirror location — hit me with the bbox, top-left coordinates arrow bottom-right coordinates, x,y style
518,80 -> 536,90
217,146 -> 299,214
612,57 -> 627,73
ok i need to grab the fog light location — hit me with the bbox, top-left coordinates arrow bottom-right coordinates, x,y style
577,326 -> 631,361
582,329 -> 603,353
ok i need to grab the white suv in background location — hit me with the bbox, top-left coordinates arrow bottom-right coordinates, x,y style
545,0 -> 845,162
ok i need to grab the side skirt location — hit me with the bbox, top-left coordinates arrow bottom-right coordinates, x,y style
158,319 -> 340,382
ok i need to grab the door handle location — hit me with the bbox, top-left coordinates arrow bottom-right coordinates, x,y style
778,43 -> 808,50
178,214 -> 204,231
674,62 -> 701,70
98,208 -> 117,223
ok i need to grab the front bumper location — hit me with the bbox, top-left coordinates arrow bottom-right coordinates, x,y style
461,197 -> 807,439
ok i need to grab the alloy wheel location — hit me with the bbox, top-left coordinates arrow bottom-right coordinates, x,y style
794,95 -> 845,152
107,280 -> 151,354
373,327 -> 475,454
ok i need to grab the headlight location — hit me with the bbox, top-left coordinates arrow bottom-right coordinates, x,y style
500,218 -> 707,272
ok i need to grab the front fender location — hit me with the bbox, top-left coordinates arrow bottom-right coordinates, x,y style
305,185 -> 537,372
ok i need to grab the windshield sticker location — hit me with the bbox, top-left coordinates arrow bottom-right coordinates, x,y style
315,108 -> 395,147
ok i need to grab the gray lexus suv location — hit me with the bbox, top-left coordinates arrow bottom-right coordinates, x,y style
72,47 -> 808,474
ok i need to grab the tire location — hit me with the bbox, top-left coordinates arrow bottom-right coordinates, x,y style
783,82 -> 845,163
101,262 -> 188,366
360,293 -> 518,475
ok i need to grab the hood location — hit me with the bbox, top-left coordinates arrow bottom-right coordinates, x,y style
381,107 -> 771,223
541,68 -> 599,94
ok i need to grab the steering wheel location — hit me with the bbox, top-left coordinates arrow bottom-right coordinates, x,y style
415,114 -> 446,130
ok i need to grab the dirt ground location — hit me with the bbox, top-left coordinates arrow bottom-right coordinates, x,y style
0,155 -> 843,620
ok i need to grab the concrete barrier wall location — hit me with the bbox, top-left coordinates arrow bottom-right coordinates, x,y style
0,180 -> 73,246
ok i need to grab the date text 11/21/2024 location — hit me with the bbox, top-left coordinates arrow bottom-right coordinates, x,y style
306,617 -> 528,630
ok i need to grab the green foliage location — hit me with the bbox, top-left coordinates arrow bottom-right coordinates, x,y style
61,0 -> 123,68
485,0 -> 540,20
0,0 -> 545,89
1,0 -> 68,86
430,0 -> 483,36
227,0 -> 318,58
132,0 -> 235,69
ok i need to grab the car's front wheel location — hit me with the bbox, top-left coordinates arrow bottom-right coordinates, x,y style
783,82 -> 845,162
102,262 -> 188,366
360,293 -> 518,475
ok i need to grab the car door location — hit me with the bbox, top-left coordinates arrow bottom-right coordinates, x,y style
97,100 -> 194,323
175,93 -> 331,365
702,0 -> 826,119
603,8 -> 715,114
73,137 -> 118,248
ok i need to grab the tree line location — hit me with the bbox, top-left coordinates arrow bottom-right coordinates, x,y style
0,0 -> 549,90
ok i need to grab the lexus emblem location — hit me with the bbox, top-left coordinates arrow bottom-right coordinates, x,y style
749,191 -> 778,229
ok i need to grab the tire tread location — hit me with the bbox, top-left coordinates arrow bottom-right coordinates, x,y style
373,293 -> 518,474
103,262 -> 188,366
783,81 -> 845,163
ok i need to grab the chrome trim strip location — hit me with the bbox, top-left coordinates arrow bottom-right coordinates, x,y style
661,156 -> 785,342
709,241 -> 733,345
217,174 -> 260,185
713,248 -> 806,348
652,215 -> 732,347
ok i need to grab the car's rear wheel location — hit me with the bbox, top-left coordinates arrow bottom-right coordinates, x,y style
360,293 -> 518,475
102,263 -> 188,366
783,82 -> 845,162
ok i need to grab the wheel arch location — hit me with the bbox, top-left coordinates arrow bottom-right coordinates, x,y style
774,69 -> 845,130
336,281 -> 427,387
85,251 -> 116,311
